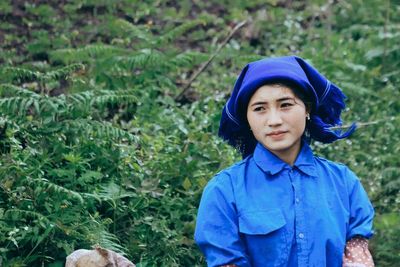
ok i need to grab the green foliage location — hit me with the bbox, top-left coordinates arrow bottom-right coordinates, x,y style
0,0 -> 399,266
370,213 -> 400,264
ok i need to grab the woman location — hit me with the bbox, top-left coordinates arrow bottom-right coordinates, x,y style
194,56 -> 375,267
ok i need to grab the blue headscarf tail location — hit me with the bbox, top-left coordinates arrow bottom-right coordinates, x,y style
219,55 -> 357,158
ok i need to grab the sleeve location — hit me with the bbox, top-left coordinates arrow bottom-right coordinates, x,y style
342,237 -> 374,267
346,168 -> 375,240
194,173 -> 250,267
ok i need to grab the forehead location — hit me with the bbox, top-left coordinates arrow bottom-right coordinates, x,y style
249,84 -> 295,102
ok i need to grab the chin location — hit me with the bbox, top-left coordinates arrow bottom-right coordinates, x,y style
263,140 -> 297,153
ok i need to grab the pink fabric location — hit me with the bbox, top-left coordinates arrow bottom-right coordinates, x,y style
343,237 -> 374,267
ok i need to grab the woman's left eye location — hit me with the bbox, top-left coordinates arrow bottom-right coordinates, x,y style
281,102 -> 294,108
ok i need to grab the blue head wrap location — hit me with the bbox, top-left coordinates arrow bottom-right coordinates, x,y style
219,55 -> 356,158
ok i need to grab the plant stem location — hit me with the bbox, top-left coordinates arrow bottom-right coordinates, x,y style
175,20 -> 248,101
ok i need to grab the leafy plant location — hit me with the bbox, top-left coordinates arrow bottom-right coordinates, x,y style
0,0 -> 399,266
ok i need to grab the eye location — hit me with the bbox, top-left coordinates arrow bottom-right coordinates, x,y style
281,102 -> 294,109
253,106 -> 265,112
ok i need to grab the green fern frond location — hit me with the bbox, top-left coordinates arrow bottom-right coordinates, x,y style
66,89 -> 137,111
1,64 -> 85,85
0,96 -> 40,116
38,95 -> 67,114
64,119 -> 136,142
0,90 -> 72,117
81,192 -> 102,202
42,63 -> 85,81
113,49 -> 166,70
50,45 -> 125,63
32,178 -> 84,204
91,90 -> 137,105
94,230 -> 127,256
88,120 -> 136,142
67,90 -> 94,106
4,209 -> 50,224
169,51 -> 209,68
96,182 -> 137,208
51,94 -> 69,109
110,19 -> 153,43
0,84 -> 40,98
93,94 -> 137,105
158,19 -> 206,44
1,67 -> 40,83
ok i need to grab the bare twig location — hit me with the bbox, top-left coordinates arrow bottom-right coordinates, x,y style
175,20 -> 248,101
329,119 -> 389,130
382,0 -> 391,71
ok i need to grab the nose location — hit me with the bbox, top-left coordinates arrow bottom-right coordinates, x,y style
267,109 -> 283,127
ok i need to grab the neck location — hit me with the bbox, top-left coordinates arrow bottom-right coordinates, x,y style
272,140 -> 302,166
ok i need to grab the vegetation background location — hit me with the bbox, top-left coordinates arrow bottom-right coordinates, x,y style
0,0 -> 398,266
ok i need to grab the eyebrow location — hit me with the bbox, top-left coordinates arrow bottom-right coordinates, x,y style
249,97 -> 295,106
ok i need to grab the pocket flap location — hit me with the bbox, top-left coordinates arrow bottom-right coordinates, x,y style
238,209 -> 286,235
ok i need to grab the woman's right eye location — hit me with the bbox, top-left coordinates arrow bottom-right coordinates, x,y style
253,106 -> 265,112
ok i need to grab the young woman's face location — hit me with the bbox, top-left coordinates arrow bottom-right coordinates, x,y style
247,84 -> 308,163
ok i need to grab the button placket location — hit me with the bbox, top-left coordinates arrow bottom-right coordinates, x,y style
290,168 -> 308,264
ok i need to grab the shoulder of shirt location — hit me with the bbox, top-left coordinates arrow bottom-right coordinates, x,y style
314,155 -> 347,169
314,155 -> 359,183
205,157 -> 249,190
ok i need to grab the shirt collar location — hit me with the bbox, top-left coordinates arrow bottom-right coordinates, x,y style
253,142 -> 317,177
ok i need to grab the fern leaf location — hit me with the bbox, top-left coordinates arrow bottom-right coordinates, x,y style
0,96 -> 35,116
1,67 -> 40,83
64,119 -> 136,142
20,97 -> 32,115
110,19 -> 153,43
96,182 -> 137,207
39,96 -> 60,113
0,84 -> 40,98
91,90 -> 137,105
113,49 -> 166,70
68,90 -> 94,106
50,45 -> 125,63
33,178 -> 84,204
4,209 -> 50,223
95,230 -> 127,256
169,51 -> 209,68
43,63 -> 85,81
81,192 -> 102,202
158,19 -> 206,44
93,94 -> 137,105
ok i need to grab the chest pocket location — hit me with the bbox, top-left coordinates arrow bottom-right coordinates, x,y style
238,209 -> 286,234
238,209 -> 289,267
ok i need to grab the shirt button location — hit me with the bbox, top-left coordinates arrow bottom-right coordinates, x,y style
299,233 -> 305,239
295,198 -> 300,203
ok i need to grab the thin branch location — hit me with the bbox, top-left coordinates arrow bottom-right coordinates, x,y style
175,20 -> 248,101
382,0 -> 391,71
329,119 -> 389,130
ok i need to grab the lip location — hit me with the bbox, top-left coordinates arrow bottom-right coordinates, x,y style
267,130 -> 287,136
267,131 -> 288,138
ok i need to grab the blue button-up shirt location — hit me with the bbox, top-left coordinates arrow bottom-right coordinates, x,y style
195,142 -> 374,267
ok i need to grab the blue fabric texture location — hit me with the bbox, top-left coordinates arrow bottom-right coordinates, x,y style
219,56 -> 357,158
194,142 -> 374,267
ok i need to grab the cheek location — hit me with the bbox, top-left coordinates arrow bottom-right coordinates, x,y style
289,114 -> 307,131
247,113 -> 260,130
